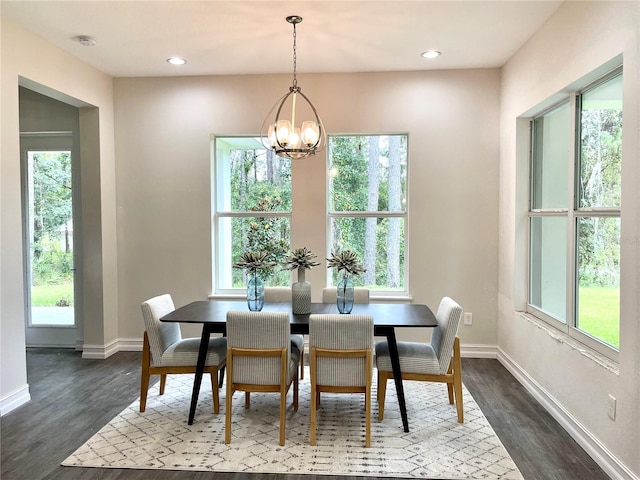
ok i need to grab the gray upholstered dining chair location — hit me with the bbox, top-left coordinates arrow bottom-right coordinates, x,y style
140,294 -> 227,413
309,314 -> 374,447
225,310 -> 300,446
322,287 -> 370,304
375,296 -> 464,423
264,286 -> 305,379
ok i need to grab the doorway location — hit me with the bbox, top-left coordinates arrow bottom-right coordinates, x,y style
21,133 -> 78,348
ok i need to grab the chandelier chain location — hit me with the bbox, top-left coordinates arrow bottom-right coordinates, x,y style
292,22 -> 298,89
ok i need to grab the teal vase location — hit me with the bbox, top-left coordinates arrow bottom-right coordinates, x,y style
247,273 -> 264,311
336,274 -> 354,314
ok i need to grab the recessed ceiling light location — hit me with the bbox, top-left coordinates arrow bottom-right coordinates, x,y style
167,57 -> 187,66
421,50 -> 441,59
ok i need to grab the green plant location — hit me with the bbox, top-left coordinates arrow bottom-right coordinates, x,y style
233,251 -> 277,278
284,247 -> 320,271
326,250 -> 366,277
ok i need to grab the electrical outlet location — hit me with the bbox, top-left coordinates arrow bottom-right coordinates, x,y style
463,312 -> 473,325
607,394 -> 616,420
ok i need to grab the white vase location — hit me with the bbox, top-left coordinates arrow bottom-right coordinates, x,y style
292,267 -> 311,314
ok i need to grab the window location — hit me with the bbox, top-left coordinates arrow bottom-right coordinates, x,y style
528,68 -> 622,356
327,134 -> 408,295
213,137 -> 291,292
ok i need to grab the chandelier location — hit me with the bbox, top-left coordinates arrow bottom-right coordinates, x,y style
261,16 -> 325,160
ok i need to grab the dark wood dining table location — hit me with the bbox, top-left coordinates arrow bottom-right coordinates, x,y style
161,300 -> 437,432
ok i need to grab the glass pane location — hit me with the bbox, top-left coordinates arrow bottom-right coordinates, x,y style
579,73 -> 623,208
531,102 -> 570,209
27,151 -> 75,326
576,217 -> 620,349
328,135 -> 407,212
529,216 -> 566,322
215,138 -> 291,212
329,217 -> 405,290
216,216 -> 290,289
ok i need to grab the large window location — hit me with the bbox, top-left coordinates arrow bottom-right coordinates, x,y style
528,68 -> 622,356
213,137 -> 291,292
328,134 -> 408,295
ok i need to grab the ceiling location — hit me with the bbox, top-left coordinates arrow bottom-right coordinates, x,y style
1,1 -> 563,78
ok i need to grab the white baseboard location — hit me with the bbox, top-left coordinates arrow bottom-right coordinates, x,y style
81,340 -> 120,359
497,348 -> 638,480
118,338 -> 143,351
461,343 -> 498,358
0,385 -> 30,416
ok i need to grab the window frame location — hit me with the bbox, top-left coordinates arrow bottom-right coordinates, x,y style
326,133 -> 410,298
211,135 -> 292,296
526,67 -> 622,361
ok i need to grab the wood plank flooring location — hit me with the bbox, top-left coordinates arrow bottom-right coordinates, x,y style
0,349 -> 610,480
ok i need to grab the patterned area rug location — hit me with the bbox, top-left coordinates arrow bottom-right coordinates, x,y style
63,369 -> 523,479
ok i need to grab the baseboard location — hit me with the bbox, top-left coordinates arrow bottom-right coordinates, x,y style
460,343 -> 497,358
0,385 -> 30,417
497,348 -> 638,480
118,338 -> 143,351
81,340 -> 120,359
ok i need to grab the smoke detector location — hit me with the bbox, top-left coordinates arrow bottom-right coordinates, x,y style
73,35 -> 96,47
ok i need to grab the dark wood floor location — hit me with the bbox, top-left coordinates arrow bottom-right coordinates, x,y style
1,349 -> 610,480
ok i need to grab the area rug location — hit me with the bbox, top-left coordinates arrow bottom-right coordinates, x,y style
63,369 -> 524,479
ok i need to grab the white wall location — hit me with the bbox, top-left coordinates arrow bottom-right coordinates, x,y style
0,18 -> 117,413
499,1 -> 640,477
112,69 -> 501,344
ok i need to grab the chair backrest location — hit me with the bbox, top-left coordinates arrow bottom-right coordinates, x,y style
321,287 -> 370,304
226,311 -> 292,385
429,297 -> 463,374
309,314 -> 373,387
140,294 -> 181,365
264,286 -> 292,303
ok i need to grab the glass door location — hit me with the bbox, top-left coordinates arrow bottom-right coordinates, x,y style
22,134 -> 78,348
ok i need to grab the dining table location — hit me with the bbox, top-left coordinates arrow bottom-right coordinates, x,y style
160,299 -> 437,432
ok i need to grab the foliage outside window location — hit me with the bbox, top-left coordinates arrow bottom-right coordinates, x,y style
27,151 -> 74,305
328,135 -> 408,294
528,68 -> 622,356
213,137 -> 291,291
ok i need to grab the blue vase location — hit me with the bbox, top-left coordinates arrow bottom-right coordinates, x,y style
337,274 -> 354,314
247,274 -> 264,311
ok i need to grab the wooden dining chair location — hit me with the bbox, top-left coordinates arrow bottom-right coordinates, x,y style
264,286 -> 305,379
309,314 -> 374,447
225,310 -> 300,446
375,296 -> 464,423
139,294 -> 227,413
321,287 -> 370,304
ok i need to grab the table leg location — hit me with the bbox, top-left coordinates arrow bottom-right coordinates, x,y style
188,324 -> 211,425
385,328 -> 409,432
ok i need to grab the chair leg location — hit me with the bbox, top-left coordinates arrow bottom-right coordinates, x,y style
300,346 -> 305,379
453,337 -> 464,423
140,332 -> 151,412
365,351 -> 372,448
378,372 -> 388,421
159,374 -> 167,395
245,392 -> 250,409
225,356 -> 233,444
293,374 -> 299,411
446,360 -> 454,404
211,370 -> 220,414
310,349 -> 317,445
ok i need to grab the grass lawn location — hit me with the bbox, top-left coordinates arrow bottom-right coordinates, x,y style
578,286 -> 619,349
31,283 -> 73,306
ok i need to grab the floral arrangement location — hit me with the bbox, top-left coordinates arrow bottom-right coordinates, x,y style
233,251 -> 277,277
284,247 -> 321,271
326,250 -> 366,277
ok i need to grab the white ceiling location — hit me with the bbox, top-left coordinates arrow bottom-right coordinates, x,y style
1,0 -> 563,78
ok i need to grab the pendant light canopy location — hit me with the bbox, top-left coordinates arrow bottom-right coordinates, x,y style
261,16 -> 325,160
